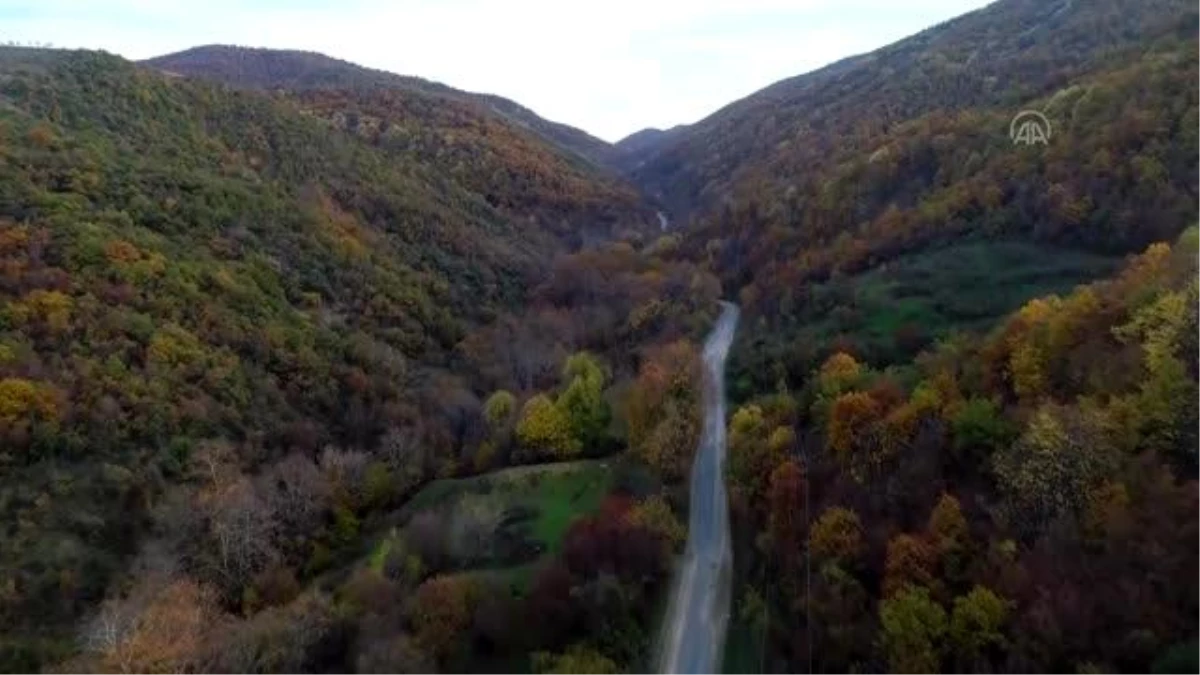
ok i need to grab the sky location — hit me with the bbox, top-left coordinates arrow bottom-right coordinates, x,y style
0,0 -> 994,142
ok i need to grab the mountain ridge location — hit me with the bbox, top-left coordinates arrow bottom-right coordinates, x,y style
143,44 -> 619,169
621,0 -> 1197,218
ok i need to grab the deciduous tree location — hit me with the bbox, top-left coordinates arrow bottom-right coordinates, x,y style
879,585 -> 946,673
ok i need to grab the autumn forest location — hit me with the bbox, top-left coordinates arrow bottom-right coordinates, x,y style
0,0 -> 1197,673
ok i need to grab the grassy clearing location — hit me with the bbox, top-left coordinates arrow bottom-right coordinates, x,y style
390,459 -> 615,571
810,241 -> 1117,345
731,241 -> 1117,399
367,532 -> 394,573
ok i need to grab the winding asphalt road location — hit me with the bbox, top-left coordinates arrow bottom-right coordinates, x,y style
659,301 -> 739,674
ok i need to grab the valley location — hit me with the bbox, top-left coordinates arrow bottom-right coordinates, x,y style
0,0 -> 1197,673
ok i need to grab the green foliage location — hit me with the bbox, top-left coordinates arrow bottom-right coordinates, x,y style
332,505 -> 361,547
363,462 -> 394,509
533,643 -> 618,674
145,45 -> 626,175
664,10 -> 1197,320
879,586 -> 947,673
1151,640 -> 1200,674
950,397 -> 1013,461
400,460 -> 614,558
739,232 -> 1200,672
928,493 -> 971,583
483,390 -> 516,428
555,352 -> 610,450
0,45 -> 664,660
948,586 -> 1009,665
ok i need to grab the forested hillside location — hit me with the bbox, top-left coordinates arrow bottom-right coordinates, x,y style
144,45 -> 619,169
0,0 -> 1196,672
723,229 -> 1198,673
598,0 -> 1199,672
0,46 -> 681,671
626,0 -> 1196,218
292,88 -> 647,245
619,0 -> 1199,386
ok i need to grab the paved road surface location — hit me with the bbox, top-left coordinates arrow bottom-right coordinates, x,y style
659,301 -> 739,674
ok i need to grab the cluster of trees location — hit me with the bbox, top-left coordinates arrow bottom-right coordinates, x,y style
0,48 -> 700,670
630,0 -> 1195,223
144,45 -> 619,169
726,230 -> 1198,673
702,34 -> 1196,321
297,88 -> 652,244
57,486 -> 683,673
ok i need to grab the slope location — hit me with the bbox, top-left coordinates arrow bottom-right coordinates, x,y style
0,46 -> 652,667
629,0 -> 1197,372
291,87 -> 649,246
628,0 -> 1196,218
143,45 -> 618,169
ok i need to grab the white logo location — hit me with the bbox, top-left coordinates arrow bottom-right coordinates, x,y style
1010,110 -> 1051,145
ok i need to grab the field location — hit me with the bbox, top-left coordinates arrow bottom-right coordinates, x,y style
812,241 -> 1118,345
367,459 -> 616,588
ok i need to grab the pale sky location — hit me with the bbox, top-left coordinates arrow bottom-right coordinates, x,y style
0,0 -> 994,141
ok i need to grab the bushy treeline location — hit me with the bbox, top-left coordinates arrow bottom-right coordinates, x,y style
725,231 -> 1197,673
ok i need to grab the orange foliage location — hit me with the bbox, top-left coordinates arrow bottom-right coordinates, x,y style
768,459 -> 806,566
93,579 -> 221,673
883,534 -> 937,598
410,575 -> 476,659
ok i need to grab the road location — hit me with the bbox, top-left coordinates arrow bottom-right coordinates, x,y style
659,301 -> 739,674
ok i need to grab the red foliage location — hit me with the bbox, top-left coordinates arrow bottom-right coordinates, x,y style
562,497 -> 667,583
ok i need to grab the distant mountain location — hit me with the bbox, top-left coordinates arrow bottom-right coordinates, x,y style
627,0 -> 1197,219
624,0 -> 1196,322
289,86 -> 651,245
144,45 -> 618,168
613,125 -> 686,173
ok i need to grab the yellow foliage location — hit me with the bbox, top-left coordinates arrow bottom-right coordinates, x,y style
483,390 -> 516,428
1008,342 -> 1046,401
0,224 -> 30,255
11,289 -> 72,332
767,425 -> 796,454
928,493 -> 969,556
730,404 -> 766,436
147,324 -> 206,369
0,377 -> 60,424
629,495 -> 686,549
809,506 -> 864,562
818,352 -> 863,394
516,394 -> 579,457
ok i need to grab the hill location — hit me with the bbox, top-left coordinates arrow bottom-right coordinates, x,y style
289,87 -> 648,246
0,46 -> 663,668
626,0 -> 1197,218
143,45 -> 618,168
612,125 -> 685,173
626,0 -> 1198,375
1,1 -> 1197,672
